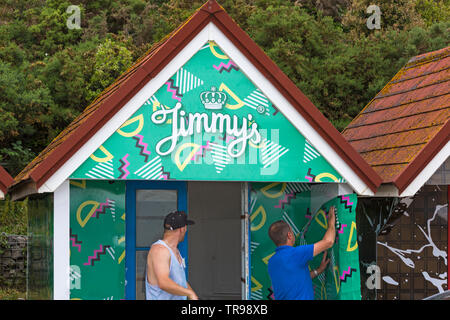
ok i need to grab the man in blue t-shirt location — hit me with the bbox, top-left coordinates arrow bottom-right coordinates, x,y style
267,206 -> 336,300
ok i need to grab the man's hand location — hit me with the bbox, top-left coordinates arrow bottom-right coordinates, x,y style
313,206 -> 336,257
187,290 -> 199,300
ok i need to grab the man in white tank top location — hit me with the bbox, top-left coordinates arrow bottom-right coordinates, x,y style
146,211 -> 198,300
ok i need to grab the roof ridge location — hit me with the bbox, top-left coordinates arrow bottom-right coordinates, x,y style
406,46 -> 450,67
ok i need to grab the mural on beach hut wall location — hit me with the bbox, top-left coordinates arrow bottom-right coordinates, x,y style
69,180 -> 126,300
249,182 -> 361,300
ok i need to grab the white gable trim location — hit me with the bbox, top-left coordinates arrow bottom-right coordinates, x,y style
38,21 -> 374,195
0,190 -> 4,200
53,179 -> 70,299
399,141 -> 450,197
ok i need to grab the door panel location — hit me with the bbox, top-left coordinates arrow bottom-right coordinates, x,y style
188,182 -> 242,300
125,181 -> 187,300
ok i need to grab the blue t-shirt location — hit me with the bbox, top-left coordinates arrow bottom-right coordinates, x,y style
267,244 -> 315,300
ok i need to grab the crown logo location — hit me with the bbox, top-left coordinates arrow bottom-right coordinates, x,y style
200,86 -> 227,110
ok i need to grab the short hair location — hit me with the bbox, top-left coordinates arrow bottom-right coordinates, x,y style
268,220 -> 291,246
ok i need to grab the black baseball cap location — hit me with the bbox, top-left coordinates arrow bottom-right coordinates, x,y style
163,211 -> 195,230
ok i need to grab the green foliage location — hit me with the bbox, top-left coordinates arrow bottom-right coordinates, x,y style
0,0 -> 448,176
87,37 -> 134,101
415,0 -> 450,26
0,196 -> 28,235
0,286 -> 26,300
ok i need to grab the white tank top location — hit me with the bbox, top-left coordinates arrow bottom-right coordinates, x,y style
145,240 -> 188,300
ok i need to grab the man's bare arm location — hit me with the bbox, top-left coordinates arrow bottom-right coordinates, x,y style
149,245 -> 197,299
313,206 -> 336,257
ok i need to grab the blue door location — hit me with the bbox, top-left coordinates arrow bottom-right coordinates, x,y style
125,180 -> 187,300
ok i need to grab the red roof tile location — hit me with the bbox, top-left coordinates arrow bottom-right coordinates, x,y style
0,165 -> 13,194
342,46 -> 450,193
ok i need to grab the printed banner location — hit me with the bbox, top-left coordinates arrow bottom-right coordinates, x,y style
69,180 -> 126,300
71,41 -> 344,183
249,182 -> 361,300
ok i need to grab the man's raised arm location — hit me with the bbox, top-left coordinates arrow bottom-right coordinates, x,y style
313,206 -> 336,257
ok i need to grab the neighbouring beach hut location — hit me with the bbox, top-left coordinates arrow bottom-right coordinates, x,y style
8,0 -> 382,300
0,165 -> 13,200
342,46 -> 449,300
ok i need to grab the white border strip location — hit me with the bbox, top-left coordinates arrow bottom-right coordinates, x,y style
399,141 -> 450,197
53,179 -> 70,300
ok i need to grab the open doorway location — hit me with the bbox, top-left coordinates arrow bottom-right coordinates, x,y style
187,181 -> 244,300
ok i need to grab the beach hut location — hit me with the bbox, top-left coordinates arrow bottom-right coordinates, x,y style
342,46 -> 449,299
8,0 -> 381,300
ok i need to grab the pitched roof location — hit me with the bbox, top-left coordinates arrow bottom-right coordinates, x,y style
10,0 -> 382,195
0,165 -> 13,195
342,46 -> 450,194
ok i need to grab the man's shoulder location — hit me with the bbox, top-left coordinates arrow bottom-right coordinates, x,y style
150,242 -> 170,258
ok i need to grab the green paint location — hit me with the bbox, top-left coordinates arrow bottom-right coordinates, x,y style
249,182 -> 361,300
69,180 -> 125,300
71,42 -> 343,183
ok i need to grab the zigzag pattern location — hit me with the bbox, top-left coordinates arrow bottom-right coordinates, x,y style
133,134 -> 151,162
304,168 -> 316,182
118,154 -> 130,179
165,79 -> 182,102
304,207 -> 312,220
339,195 -> 354,212
160,166 -> 170,180
338,223 -> 348,234
274,192 -> 295,209
267,287 -> 275,300
340,267 -> 357,282
213,60 -> 239,73
190,141 -> 210,162
84,244 -> 110,266
70,228 -> 82,252
272,105 -> 279,116
92,198 -> 111,218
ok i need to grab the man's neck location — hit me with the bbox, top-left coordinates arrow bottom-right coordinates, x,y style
162,235 -> 179,250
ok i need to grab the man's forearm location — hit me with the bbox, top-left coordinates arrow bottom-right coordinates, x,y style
323,222 -> 335,246
158,278 -> 193,297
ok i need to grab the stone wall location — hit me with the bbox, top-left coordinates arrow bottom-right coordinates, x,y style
0,234 -> 27,289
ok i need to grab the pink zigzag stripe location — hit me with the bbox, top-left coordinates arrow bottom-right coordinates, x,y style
274,193 -> 294,208
165,81 -> 182,102
340,266 -> 353,280
213,60 -> 237,71
119,154 -> 130,179
70,237 -> 81,252
92,198 -> 111,218
338,224 -> 348,234
304,175 -> 313,182
84,245 -> 103,266
341,195 -> 354,207
190,141 -> 210,161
